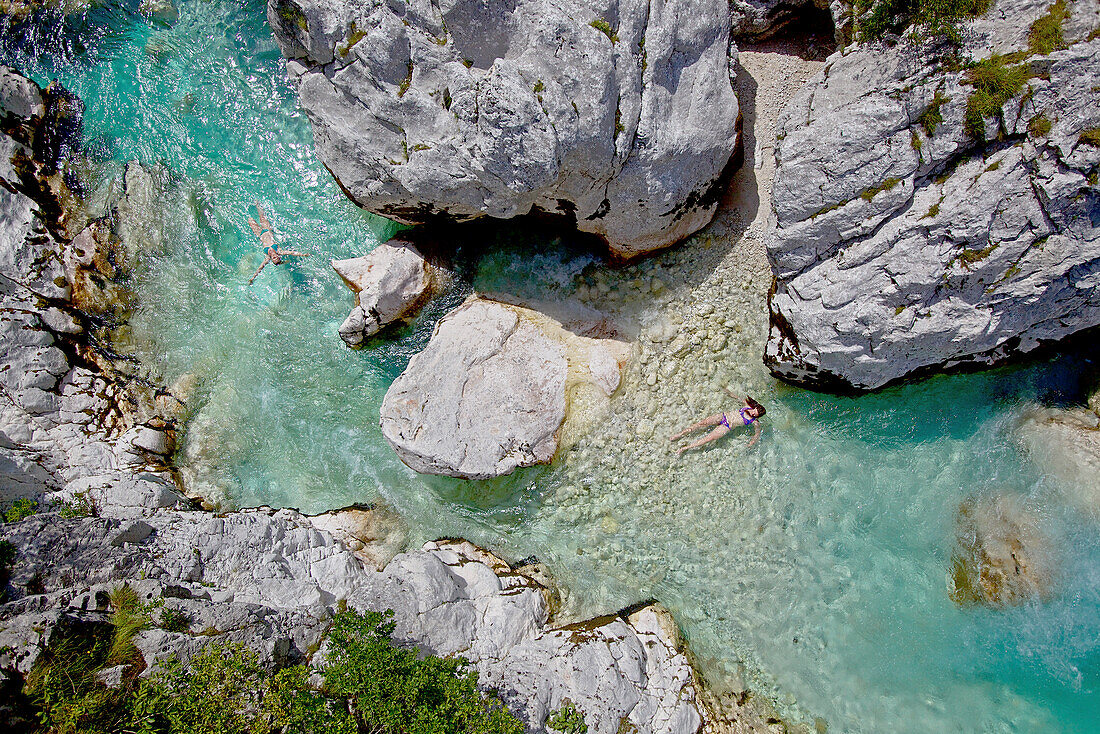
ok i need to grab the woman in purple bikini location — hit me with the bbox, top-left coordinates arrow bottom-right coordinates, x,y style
670,388 -> 766,455
246,203 -> 311,284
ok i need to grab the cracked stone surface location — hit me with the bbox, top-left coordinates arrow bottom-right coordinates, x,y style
380,295 -> 630,478
265,0 -> 739,259
0,512 -> 705,734
765,0 -> 1100,390
0,67 -> 188,517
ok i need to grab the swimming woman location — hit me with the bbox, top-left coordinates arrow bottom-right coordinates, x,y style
247,203 -> 311,284
670,388 -> 765,455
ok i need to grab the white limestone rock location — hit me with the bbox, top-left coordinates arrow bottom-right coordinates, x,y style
0,514 -> 707,734
266,0 -> 739,259
333,235 -> 450,346
766,0 -> 1100,390
380,296 -> 630,478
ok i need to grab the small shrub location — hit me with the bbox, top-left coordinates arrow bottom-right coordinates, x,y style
398,62 -> 413,97
547,699 -> 588,733
963,56 -> 1031,139
589,18 -> 618,43
856,0 -> 991,42
24,625 -> 131,734
1028,0 -> 1068,55
1028,114 -> 1052,137
917,91 -> 950,136
57,490 -> 98,518
5,498 -> 38,522
158,607 -> 192,633
324,609 -> 524,734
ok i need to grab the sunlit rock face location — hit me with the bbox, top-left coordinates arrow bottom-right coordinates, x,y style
332,234 -> 452,347
266,0 -> 739,259
948,493 -> 1056,607
380,296 -> 629,479
766,0 -> 1100,391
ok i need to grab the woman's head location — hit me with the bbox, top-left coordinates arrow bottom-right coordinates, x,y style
746,397 -> 766,418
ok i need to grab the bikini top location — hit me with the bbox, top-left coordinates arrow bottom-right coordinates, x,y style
739,407 -> 755,426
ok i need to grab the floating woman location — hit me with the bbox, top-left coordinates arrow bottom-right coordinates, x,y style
246,203 -> 311,284
670,388 -> 765,455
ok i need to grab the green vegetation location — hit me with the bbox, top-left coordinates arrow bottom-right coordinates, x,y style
956,241 -> 999,269
276,1 -> 308,32
20,609 -> 524,734
1079,128 -> 1100,147
1028,114 -> 1052,138
5,498 -> 38,522
0,539 -> 16,602
547,699 -> 588,733
57,490 -> 97,518
107,584 -> 150,665
462,59 -> 473,68
157,607 -> 192,633
398,62 -> 414,97
337,22 -> 368,58
922,201 -> 941,219
589,18 -> 618,43
984,159 -> 1001,172
917,91 -> 950,136
963,56 -> 1031,139
855,0 -> 991,42
533,80 -> 544,94
861,177 -> 903,201
1027,0 -> 1068,55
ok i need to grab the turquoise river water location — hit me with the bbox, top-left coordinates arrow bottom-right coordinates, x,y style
4,1 -> 1100,731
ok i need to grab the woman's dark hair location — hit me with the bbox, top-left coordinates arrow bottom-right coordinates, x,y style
746,397 -> 766,417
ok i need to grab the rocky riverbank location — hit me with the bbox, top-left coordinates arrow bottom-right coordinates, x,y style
0,66 -> 800,733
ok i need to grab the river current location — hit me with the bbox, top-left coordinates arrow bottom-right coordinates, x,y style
4,1 -> 1100,731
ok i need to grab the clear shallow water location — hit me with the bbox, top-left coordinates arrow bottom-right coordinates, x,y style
5,2 -> 1100,731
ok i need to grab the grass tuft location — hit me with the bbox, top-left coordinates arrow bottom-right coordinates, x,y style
589,18 -> 618,43
963,56 -> 1031,139
1028,0 -> 1068,55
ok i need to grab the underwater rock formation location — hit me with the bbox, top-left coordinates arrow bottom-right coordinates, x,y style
1017,386 -> 1100,516
266,0 -> 739,259
380,295 -> 629,479
766,0 -> 1100,390
948,493 -> 1056,607
332,233 -> 451,347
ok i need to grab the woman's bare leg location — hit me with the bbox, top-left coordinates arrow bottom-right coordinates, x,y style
255,203 -> 273,231
670,414 -> 725,442
247,216 -> 263,238
676,424 -> 730,455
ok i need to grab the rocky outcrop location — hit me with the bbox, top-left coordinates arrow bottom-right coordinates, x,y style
0,68 -> 188,518
380,296 -> 630,478
0,510 -> 706,734
333,233 -> 451,347
947,493 -> 1056,607
765,0 -> 1100,391
266,0 -> 739,259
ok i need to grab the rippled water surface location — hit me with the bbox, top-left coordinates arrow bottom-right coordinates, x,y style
5,2 -> 1100,731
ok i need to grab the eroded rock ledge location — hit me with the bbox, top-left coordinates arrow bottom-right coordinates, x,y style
265,0 -> 739,259
766,0 -> 1100,391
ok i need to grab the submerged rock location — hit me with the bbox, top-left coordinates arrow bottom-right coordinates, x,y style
765,0 -> 1100,391
266,0 -> 739,259
948,493 -> 1056,607
332,233 -> 451,347
380,296 -> 629,478
1017,393 -> 1100,516
307,502 -> 408,570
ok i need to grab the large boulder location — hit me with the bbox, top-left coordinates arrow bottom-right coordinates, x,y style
332,234 -> 451,347
266,0 -> 739,259
765,0 -> 1100,391
380,296 -> 630,479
